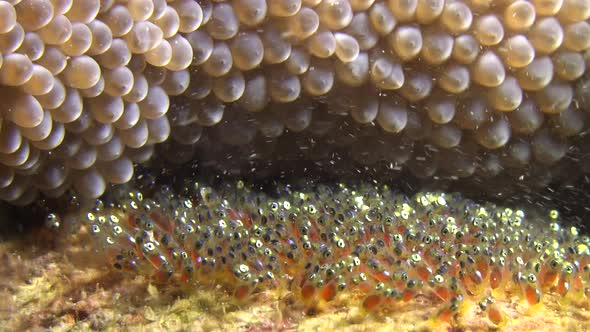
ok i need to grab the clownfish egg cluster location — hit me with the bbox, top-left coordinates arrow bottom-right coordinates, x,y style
64,180 -> 590,325
1,0 -> 590,203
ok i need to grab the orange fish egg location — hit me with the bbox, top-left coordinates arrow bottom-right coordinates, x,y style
525,285 -> 542,305
402,288 -> 416,302
301,284 -> 316,301
488,304 -> 504,325
320,282 -> 337,302
362,294 -> 383,311
437,307 -> 454,323
416,266 -> 432,282
542,270 -> 559,288
490,267 -> 503,289
234,284 -> 252,301
434,286 -> 453,302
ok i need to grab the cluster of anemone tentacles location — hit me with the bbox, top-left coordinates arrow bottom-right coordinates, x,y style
57,179 -> 590,326
1,0 -> 590,203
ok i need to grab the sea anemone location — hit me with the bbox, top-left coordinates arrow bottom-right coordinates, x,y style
0,0 -> 589,203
